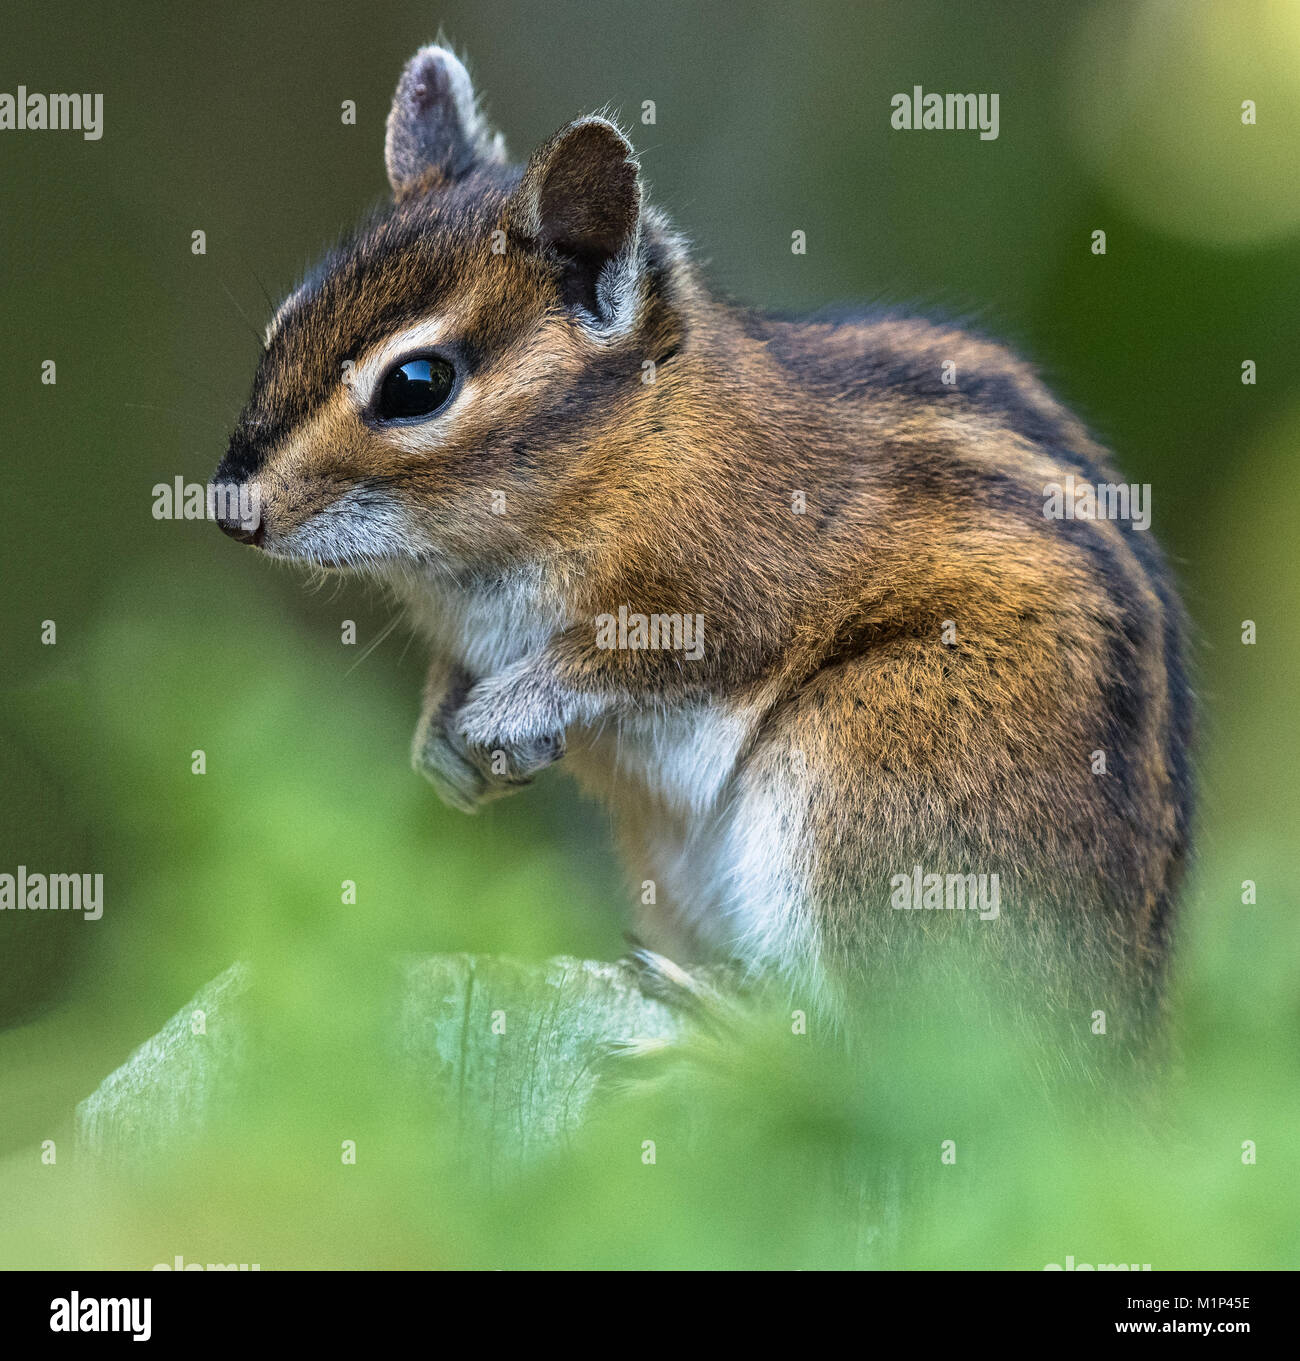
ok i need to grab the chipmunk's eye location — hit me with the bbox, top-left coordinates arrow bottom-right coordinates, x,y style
374,355 -> 455,421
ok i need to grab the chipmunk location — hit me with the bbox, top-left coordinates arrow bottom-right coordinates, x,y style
211,45 -> 1192,1032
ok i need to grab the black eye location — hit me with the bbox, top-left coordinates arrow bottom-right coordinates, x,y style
375,355 -> 455,421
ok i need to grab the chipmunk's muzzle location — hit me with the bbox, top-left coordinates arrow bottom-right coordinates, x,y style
211,426 -> 269,546
214,500 -> 265,547
208,472 -> 265,547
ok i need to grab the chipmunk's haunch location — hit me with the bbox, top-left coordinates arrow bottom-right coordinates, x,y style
212,45 -> 1192,1027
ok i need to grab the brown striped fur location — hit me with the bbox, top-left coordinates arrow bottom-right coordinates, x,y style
212,46 -> 1193,1039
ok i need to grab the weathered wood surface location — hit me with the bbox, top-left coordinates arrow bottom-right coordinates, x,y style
75,961 -> 253,1168
75,955 -> 685,1168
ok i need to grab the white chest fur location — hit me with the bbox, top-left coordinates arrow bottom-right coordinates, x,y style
396,568 -> 810,972
397,566 -> 568,677
572,701 -> 755,817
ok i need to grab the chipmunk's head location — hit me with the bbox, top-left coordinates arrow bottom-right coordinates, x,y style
211,44 -> 687,575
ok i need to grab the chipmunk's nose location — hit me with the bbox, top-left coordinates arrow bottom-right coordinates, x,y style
209,479 -> 265,547
218,513 -> 265,547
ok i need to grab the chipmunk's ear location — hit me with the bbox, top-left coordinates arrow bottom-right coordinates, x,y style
508,116 -> 643,329
385,45 -> 506,198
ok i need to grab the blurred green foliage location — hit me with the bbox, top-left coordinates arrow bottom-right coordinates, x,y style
1,0 -> 1297,1267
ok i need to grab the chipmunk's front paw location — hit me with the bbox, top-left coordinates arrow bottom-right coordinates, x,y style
454,667 -> 568,782
412,716 -> 495,814
412,678 -> 531,814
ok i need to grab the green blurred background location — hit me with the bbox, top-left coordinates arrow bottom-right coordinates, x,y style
1,0 -> 1297,1267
